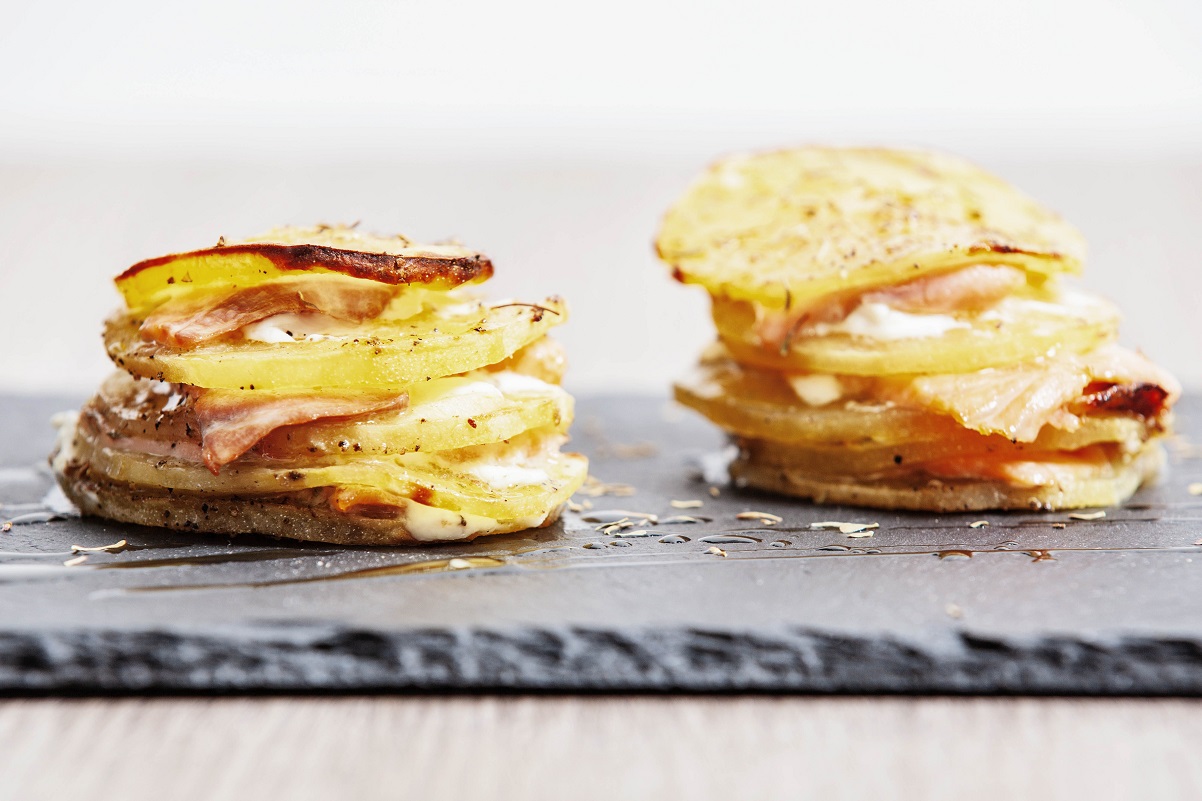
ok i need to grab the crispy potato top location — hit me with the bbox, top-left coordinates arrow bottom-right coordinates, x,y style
117,224 -> 493,311
655,147 -> 1087,310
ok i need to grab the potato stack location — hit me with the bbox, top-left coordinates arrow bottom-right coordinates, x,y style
657,147 -> 1179,511
53,226 -> 587,544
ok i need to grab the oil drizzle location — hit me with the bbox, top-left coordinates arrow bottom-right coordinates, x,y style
100,555 -> 507,594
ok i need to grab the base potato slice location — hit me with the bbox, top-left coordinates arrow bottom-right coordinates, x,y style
53,418 -> 569,545
116,225 -> 493,313
740,424 -> 1150,481
713,291 -> 1119,376
106,298 -> 567,390
655,147 -> 1086,311
70,414 -> 587,522
732,439 -> 1164,512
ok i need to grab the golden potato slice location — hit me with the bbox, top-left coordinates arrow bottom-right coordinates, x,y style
105,298 -> 567,390
656,147 -> 1086,311
116,224 -> 492,313
674,350 -> 1152,450
256,370 -> 574,459
713,290 -> 1119,375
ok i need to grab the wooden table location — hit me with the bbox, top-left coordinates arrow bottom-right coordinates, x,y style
2,697 -> 1200,800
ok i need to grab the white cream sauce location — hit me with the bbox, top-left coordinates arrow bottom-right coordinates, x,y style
398,499 -> 546,542
466,464 -> 551,488
785,374 -> 843,406
808,302 -> 969,341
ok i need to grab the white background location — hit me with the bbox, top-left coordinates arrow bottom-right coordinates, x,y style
1,0 -> 1199,394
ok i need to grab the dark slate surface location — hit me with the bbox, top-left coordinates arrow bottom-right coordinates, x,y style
1,393 -> 1201,695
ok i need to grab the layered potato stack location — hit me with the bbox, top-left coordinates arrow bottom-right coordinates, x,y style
657,147 -> 1179,511
53,226 -> 587,544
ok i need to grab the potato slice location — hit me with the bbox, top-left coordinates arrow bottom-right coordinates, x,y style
105,298 -> 567,390
74,424 -> 588,522
732,440 -> 1164,512
116,225 -> 492,313
741,422 -> 1150,479
656,147 -> 1085,311
713,290 -> 1119,375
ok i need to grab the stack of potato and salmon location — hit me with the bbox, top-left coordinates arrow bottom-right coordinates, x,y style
658,147 -> 1179,511
53,225 -> 587,544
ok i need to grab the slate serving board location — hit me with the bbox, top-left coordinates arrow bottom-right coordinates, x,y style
1,393 -> 1201,695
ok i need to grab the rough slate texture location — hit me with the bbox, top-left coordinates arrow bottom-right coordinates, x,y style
1,394 -> 1201,695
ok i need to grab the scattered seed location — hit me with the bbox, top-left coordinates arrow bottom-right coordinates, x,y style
577,476 -> 637,498
968,521 -> 990,529
670,499 -> 704,509
612,529 -> 656,538
566,500 -> 585,513
846,529 -> 875,539
63,555 -> 88,567
1188,483 -> 1202,496
1068,511 -> 1106,521
71,539 -> 128,554
598,519 -> 636,535
709,487 -> 721,498
584,510 -> 658,525
705,546 -> 727,557
945,603 -> 963,619
1051,523 -> 1067,529
810,521 -> 879,535
606,442 -> 658,459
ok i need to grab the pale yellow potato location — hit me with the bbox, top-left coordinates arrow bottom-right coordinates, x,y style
712,290 -> 1119,375
105,297 -> 567,390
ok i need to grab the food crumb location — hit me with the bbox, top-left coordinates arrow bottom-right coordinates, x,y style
945,603 -> 963,619
810,521 -> 879,535
968,520 -> 990,529
670,499 -> 704,509
709,486 -> 721,498
71,539 -> 128,554
63,555 -> 88,567
705,546 -> 727,557
738,511 -> 783,524
1068,510 -> 1106,521
577,476 -> 637,498
1188,483 -> 1202,496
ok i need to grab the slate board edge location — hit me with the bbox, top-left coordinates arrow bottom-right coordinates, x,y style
3,623 -> 1200,696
